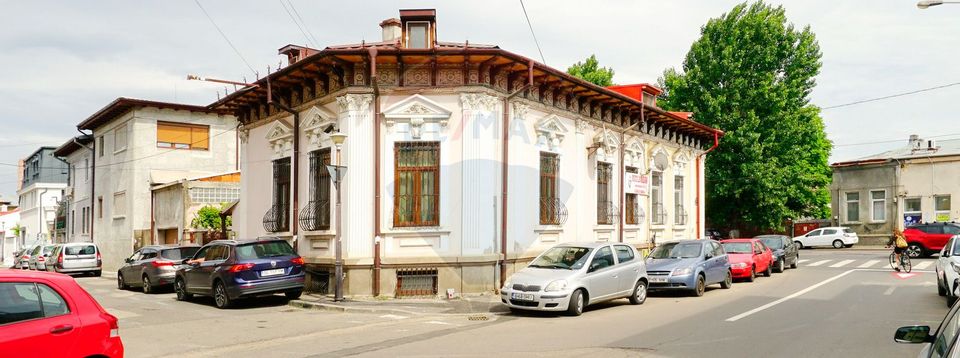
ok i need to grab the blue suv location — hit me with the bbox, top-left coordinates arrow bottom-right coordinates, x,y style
174,238 -> 305,308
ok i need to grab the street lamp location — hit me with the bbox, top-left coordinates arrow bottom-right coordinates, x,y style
328,130 -> 347,302
918,0 -> 960,9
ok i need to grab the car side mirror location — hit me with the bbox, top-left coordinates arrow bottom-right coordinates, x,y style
124,258 -> 132,263
181,258 -> 191,265
894,325 -> 931,344
705,253 -> 713,260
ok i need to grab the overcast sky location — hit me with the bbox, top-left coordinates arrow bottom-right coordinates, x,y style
1,1 -> 958,200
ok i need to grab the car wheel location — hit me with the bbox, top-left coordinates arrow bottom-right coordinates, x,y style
567,289 -> 585,316
285,290 -> 303,300
214,281 -> 232,309
764,263 -> 773,277
795,241 -> 804,250
692,275 -> 706,297
142,275 -> 153,294
92,270 -> 101,277
775,259 -> 785,273
790,256 -> 798,269
939,275 -> 947,296
906,244 -> 925,259
747,267 -> 756,282
117,273 -> 127,290
832,240 -> 844,249
629,280 -> 647,305
175,277 -> 192,301
720,271 -> 733,289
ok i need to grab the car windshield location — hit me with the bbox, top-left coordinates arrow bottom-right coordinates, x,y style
759,238 -> 783,249
528,247 -> 592,270
649,243 -> 702,259
722,242 -> 753,254
236,241 -> 296,260
161,247 -> 200,260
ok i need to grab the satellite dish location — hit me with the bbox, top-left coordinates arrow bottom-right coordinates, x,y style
653,152 -> 668,171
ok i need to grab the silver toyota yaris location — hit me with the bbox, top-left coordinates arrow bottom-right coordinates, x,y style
501,242 -> 648,316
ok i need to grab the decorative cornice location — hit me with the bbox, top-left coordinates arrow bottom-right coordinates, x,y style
459,93 -> 499,112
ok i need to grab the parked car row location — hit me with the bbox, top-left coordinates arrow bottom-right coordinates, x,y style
117,238 -> 306,309
12,242 -> 103,277
500,235 -> 801,316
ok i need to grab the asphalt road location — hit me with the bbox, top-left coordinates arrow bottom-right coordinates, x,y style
72,249 -> 947,357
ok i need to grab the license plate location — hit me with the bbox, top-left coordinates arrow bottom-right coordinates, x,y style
510,292 -> 535,301
650,277 -> 668,283
261,268 -> 285,277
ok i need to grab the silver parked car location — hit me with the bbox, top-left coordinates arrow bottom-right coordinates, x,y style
501,242 -> 648,316
27,244 -> 58,271
117,245 -> 201,293
46,243 -> 102,276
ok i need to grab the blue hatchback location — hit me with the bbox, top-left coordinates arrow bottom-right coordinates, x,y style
645,240 -> 732,297
174,238 -> 305,308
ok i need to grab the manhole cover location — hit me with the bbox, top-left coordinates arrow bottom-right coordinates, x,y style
467,315 -> 489,321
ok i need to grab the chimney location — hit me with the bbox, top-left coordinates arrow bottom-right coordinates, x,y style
380,18 -> 401,43
278,45 -> 319,65
908,134 -> 922,149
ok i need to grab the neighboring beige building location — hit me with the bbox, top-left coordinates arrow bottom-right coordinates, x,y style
54,135 -> 94,244
831,135 -> 960,246
212,9 -> 722,297
72,98 -> 238,272
152,171 -> 240,245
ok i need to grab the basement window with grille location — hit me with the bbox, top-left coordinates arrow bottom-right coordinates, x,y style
396,268 -> 439,297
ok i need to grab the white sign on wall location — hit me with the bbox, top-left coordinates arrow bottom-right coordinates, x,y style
626,173 -> 649,196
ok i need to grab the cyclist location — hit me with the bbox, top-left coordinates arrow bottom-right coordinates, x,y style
886,228 -> 909,271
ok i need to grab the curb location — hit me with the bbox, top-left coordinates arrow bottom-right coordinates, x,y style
287,299 -> 503,316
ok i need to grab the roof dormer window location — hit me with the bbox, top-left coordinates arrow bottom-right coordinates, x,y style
406,21 -> 430,49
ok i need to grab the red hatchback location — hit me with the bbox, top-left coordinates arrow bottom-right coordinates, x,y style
721,239 -> 774,282
903,223 -> 960,258
0,270 -> 123,357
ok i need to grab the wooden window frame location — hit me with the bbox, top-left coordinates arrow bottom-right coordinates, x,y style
625,166 -> 639,225
394,142 -> 440,227
651,171 -> 664,225
156,121 -> 210,151
539,152 -> 560,225
597,162 -> 613,225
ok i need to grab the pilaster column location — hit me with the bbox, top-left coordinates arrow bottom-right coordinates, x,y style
336,93 -> 374,260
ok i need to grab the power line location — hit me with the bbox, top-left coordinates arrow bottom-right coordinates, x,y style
193,0 -> 257,75
279,0 -> 315,47
519,0 -> 546,65
284,0 -> 320,46
833,132 -> 960,147
822,81 -> 960,110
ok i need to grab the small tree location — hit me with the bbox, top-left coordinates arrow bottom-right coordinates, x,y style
11,223 -> 21,237
191,205 -> 231,231
567,54 -> 615,87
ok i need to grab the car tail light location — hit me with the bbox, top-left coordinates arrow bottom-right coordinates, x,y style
38,256 -> 45,262
101,312 -> 120,338
151,260 -> 175,268
57,252 -> 64,267
291,257 -> 304,265
229,263 -> 255,273
96,251 -> 102,267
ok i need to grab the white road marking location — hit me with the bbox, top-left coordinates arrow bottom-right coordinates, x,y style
106,309 -> 140,319
883,286 -> 897,295
798,259 -> 810,264
858,260 -> 880,268
380,314 -> 408,320
808,260 -> 831,267
914,261 -> 933,270
726,270 -> 856,322
829,260 -> 855,268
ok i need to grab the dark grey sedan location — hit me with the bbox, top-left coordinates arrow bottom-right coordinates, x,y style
755,235 -> 799,273
117,245 -> 201,293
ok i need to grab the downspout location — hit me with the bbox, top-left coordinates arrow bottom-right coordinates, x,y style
235,122 -> 240,171
618,120 -> 641,243
368,47 -> 382,297
499,60 -> 534,288
77,128 -> 94,243
268,77 -> 301,251
38,188 -> 48,242
150,190 -> 155,245
695,131 -> 720,239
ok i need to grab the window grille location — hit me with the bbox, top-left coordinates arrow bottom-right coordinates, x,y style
300,149 -> 331,231
263,158 -> 291,232
597,162 -> 614,224
396,268 -> 438,297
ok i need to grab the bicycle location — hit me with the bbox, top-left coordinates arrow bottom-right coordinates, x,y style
889,250 -> 912,273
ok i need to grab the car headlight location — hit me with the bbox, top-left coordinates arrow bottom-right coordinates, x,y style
671,267 -> 693,276
502,277 -> 513,290
732,262 -> 748,269
544,280 -> 568,292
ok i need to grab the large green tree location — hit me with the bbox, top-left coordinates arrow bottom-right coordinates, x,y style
658,1 -> 832,231
567,54 -> 615,86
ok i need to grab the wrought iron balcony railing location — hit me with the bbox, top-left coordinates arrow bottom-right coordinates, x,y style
597,200 -> 619,225
652,203 -> 668,225
539,198 -> 569,225
263,204 -> 290,233
675,205 -> 688,226
299,200 -> 331,231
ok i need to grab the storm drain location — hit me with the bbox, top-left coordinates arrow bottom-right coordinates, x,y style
467,315 -> 489,321
395,268 -> 438,297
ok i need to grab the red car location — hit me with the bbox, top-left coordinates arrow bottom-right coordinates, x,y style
721,239 -> 774,282
0,270 -> 123,357
903,223 -> 960,258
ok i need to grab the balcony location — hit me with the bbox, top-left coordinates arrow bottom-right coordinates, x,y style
298,200 -> 330,232
263,204 -> 290,233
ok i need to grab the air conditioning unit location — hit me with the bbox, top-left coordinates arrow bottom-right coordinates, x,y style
928,139 -> 938,150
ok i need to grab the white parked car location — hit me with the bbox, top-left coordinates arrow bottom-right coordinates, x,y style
501,242 -> 648,316
936,235 -> 960,307
792,227 -> 858,249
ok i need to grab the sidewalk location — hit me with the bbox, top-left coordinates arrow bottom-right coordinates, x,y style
289,292 -> 508,316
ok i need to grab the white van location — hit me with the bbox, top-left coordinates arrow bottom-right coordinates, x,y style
47,243 -> 102,276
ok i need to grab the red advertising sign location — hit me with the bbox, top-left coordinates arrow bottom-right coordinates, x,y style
626,173 -> 649,196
